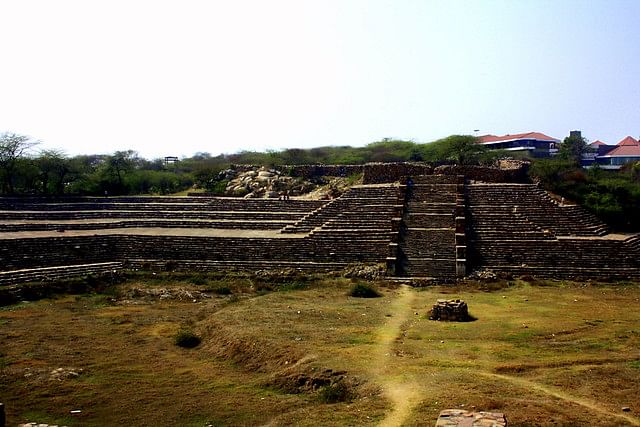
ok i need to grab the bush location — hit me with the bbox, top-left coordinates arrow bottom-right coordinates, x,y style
276,281 -> 308,292
318,381 -> 352,403
211,286 -> 232,295
174,329 -> 201,348
349,283 -> 381,298
189,275 -> 208,286
208,179 -> 229,195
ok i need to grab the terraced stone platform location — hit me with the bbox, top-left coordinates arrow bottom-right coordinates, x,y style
0,185 -> 402,284
466,183 -> 640,280
0,177 -> 638,286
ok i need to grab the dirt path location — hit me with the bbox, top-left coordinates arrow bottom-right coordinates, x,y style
478,371 -> 640,426
371,285 -> 422,427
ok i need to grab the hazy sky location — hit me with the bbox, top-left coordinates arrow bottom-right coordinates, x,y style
1,0 -> 639,159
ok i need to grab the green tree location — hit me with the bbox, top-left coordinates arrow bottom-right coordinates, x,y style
558,133 -> 588,165
102,150 -> 139,194
0,132 -> 39,193
423,135 -> 489,165
35,149 -> 70,194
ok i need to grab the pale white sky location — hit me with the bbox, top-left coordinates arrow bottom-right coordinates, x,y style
1,0 -> 639,159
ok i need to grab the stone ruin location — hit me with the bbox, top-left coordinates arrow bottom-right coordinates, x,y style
429,299 -> 469,321
0,162 -> 638,288
436,409 -> 507,426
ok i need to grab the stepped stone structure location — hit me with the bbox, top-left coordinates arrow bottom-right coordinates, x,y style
0,163 -> 638,287
466,183 -> 639,279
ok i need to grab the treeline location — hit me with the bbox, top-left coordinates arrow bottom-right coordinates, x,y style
0,133 -> 497,196
0,137 -> 195,196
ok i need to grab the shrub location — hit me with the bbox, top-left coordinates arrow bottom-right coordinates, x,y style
276,281 -> 308,292
349,283 -> 381,298
212,286 -> 232,295
208,179 -> 229,195
174,329 -> 201,348
318,381 -> 352,403
189,275 -> 207,286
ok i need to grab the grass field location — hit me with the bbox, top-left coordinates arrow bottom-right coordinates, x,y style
1,274 -> 639,426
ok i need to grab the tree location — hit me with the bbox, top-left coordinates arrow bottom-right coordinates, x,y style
423,135 -> 490,165
0,132 -> 39,194
558,133 -> 588,165
103,150 -> 139,194
35,150 -> 70,195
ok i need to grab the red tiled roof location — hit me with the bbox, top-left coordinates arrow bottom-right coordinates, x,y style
478,132 -> 559,144
589,140 -> 607,146
603,144 -> 640,157
617,136 -> 639,146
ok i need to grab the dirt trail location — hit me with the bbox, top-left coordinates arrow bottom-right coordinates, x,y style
371,285 -> 422,427
478,371 -> 640,426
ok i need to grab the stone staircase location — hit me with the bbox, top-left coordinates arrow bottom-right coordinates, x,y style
625,234 -> 640,253
467,184 -> 608,236
281,185 -> 402,234
466,184 -> 639,280
396,175 -> 466,281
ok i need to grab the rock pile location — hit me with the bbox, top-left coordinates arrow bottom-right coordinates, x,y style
20,366 -> 83,382
470,270 -> 498,281
436,409 -> 507,426
19,423 -> 68,427
343,263 -> 387,280
123,287 -> 210,302
49,367 -> 83,381
221,166 -> 316,198
429,299 -> 469,321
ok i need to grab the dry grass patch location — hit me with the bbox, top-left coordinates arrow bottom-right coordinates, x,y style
1,276 -> 639,426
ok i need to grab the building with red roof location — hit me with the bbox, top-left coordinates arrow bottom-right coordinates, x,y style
583,139 -> 616,164
477,132 -> 560,158
594,136 -> 640,169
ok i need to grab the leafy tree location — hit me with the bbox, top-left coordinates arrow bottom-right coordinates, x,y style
422,135 -> 490,165
35,149 -> 70,194
528,158 -> 577,190
0,132 -> 38,193
558,133 -> 588,165
101,150 -> 139,194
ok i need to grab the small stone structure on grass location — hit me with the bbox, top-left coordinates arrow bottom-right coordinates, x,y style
435,409 -> 507,426
429,299 -> 469,321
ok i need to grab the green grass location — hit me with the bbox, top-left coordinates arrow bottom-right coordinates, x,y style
276,281 -> 309,292
20,410 -> 77,426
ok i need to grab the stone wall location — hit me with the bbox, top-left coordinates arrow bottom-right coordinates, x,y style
362,162 -> 434,184
221,161 -> 530,185
434,163 -> 530,183
283,164 -> 364,178
362,161 -> 530,184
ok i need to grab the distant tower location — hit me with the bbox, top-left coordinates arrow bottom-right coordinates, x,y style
569,130 -> 582,139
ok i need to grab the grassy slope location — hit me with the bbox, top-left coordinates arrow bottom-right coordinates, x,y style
1,278 -> 639,426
